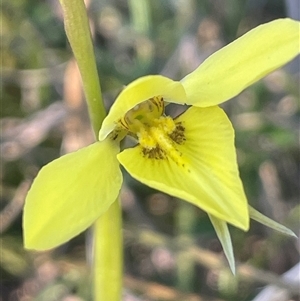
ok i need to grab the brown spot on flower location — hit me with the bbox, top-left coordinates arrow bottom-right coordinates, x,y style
169,122 -> 186,144
142,146 -> 166,160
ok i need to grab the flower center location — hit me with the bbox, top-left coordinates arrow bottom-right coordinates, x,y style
120,96 -> 164,132
120,96 -> 186,166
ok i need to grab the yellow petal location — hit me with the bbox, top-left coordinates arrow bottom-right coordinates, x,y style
182,18 -> 300,107
99,75 -> 186,140
117,106 -> 249,230
209,214 -> 235,274
23,140 -> 122,250
249,206 -> 296,237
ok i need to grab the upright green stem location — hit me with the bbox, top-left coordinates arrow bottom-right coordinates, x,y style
59,0 -> 105,134
58,1 -> 122,300
93,198 -> 123,300
128,0 -> 150,35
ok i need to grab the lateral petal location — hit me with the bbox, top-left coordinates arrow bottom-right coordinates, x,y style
23,140 -> 122,250
99,75 -> 186,140
182,18 -> 300,107
117,106 -> 249,230
209,214 -> 235,274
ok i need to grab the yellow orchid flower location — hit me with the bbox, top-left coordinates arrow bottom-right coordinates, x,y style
23,18 -> 299,272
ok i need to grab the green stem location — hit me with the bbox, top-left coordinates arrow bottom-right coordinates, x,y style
59,0 -> 106,134
128,0 -> 150,35
128,0 -> 152,69
58,1 -> 122,300
93,198 -> 123,300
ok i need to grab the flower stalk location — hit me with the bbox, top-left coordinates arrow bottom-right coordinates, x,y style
59,0 -> 105,134
93,198 -> 123,300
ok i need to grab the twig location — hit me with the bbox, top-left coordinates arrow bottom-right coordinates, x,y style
0,180 -> 31,233
124,275 -> 207,301
259,161 -> 288,222
0,102 -> 67,161
251,262 -> 300,301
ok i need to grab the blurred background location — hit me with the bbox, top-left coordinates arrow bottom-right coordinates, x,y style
1,0 -> 299,300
